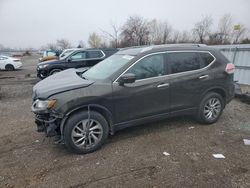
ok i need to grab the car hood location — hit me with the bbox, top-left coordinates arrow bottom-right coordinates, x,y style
33,69 -> 94,99
38,59 -> 61,65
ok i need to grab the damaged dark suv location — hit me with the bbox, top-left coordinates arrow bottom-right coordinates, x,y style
32,44 -> 235,154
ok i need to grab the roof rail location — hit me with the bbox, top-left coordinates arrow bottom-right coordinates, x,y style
119,45 -> 151,51
152,43 -> 207,48
120,43 -> 207,50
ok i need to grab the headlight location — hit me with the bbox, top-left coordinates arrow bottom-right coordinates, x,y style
32,99 -> 56,112
38,64 -> 48,69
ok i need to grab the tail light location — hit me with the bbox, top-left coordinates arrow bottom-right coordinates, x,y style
225,63 -> 235,74
14,59 -> 20,62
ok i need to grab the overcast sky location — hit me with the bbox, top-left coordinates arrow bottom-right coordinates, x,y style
0,0 -> 249,49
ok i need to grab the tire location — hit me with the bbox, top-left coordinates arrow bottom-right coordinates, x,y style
64,111 -> 109,154
49,69 -> 61,75
5,64 -> 15,71
196,92 -> 224,124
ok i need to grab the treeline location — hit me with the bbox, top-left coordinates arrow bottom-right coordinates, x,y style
87,14 -> 249,48
43,14 -> 250,50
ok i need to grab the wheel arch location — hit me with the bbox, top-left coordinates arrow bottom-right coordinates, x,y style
49,68 -> 63,75
201,87 -> 227,107
60,104 -> 114,138
5,64 -> 15,70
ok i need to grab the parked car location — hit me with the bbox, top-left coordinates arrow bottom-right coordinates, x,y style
0,55 -> 22,70
32,44 -> 235,154
36,48 -> 118,79
38,50 -> 60,62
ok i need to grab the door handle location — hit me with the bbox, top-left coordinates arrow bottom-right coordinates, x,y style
157,83 -> 169,88
199,75 -> 209,80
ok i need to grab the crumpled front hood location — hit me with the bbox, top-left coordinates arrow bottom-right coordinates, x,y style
33,69 -> 94,99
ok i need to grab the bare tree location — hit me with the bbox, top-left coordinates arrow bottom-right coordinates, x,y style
149,19 -> 172,44
120,15 -> 151,47
170,30 -> 180,43
77,40 -> 85,48
233,24 -> 249,43
0,44 -> 4,51
217,14 -> 233,44
88,32 -> 103,48
100,23 -> 120,48
46,43 -> 57,51
178,30 -> 193,43
56,39 -> 72,50
192,16 -> 213,43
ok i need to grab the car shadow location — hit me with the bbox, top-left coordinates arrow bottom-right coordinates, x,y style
107,115 -> 198,144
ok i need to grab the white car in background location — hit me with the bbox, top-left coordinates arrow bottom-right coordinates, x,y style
0,55 -> 23,71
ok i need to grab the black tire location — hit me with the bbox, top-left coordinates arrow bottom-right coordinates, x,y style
49,69 -> 61,75
5,64 -> 15,71
196,92 -> 224,124
64,111 -> 109,154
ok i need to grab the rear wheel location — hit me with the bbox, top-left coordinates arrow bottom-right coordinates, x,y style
196,92 -> 224,124
64,111 -> 109,154
5,64 -> 15,71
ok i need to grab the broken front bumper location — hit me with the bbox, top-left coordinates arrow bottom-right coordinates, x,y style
32,102 -> 62,137
34,113 -> 61,137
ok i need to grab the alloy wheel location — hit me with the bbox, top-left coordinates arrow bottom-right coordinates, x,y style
71,119 -> 103,149
204,97 -> 222,121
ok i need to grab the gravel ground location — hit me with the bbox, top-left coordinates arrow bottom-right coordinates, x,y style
0,55 -> 250,188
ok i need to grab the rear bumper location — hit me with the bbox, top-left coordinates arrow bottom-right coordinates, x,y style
14,63 -> 23,69
226,83 -> 235,104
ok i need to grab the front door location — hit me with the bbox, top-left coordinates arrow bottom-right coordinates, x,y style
68,51 -> 87,68
112,53 -> 171,123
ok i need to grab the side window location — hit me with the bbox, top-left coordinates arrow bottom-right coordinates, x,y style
86,51 -> 103,59
70,52 -> 86,60
199,52 -> 215,68
168,52 -> 200,74
126,54 -> 165,80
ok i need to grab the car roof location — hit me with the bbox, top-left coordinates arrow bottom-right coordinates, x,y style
72,48 -> 118,53
116,44 -> 216,56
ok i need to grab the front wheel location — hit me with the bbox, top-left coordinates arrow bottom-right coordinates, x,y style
49,69 -> 61,75
196,92 -> 224,124
64,111 -> 109,154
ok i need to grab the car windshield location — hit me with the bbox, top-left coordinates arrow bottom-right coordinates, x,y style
43,51 -> 56,57
59,50 -> 75,60
82,54 -> 134,80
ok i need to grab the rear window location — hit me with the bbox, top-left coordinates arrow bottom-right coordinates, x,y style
86,50 -> 103,59
167,52 -> 200,74
199,52 -> 215,68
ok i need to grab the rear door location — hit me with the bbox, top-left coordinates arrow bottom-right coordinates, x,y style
112,53 -> 171,123
166,51 -> 215,112
86,50 -> 105,67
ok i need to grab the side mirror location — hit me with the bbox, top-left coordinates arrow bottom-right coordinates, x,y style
67,58 -> 71,62
118,73 -> 136,85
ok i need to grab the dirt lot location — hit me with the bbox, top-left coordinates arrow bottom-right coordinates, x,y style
0,55 -> 250,188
